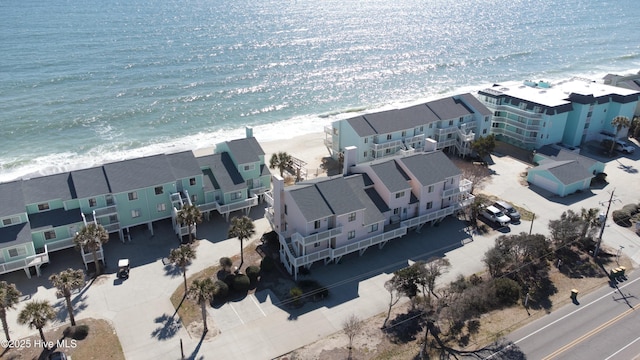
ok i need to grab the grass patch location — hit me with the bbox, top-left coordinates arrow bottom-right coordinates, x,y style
170,265 -> 220,327
0,318 -> 123,360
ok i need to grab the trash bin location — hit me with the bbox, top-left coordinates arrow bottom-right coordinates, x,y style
610,268 -> 620,278
618,266 -> 626,277
570,289 -> 579,301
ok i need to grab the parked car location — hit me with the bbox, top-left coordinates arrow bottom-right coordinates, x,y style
614,140 -> 635,154
493,201 -> 521,222
481,205 -> 511,227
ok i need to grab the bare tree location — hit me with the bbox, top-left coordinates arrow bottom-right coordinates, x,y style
343,314 -> 363,360
382,279 -> 401,329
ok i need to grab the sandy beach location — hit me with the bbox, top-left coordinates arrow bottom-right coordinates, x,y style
194,131 -> 331,179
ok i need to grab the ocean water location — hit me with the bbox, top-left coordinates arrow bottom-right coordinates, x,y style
1,0 -> 639,182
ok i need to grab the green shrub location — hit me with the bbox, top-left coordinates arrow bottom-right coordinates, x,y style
232,274 -> 251,292
223,273 -> 235,288
63,324 -> 89,340
613,209 -> 632,227
260,256 -> 275,272
219,257 -> 233,272
493,278 -> 521,306
290,286 -> 303,304
246,265 -> 260,282
622,204 -> 639,215
213,280 -> 229,299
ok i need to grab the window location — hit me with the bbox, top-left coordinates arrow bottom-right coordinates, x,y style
131,209 -> 141,218
231,191 -> 242,200
429,123 -> 433,129
395,191 -> 405,199
314,220 -> 321,229
385,148 -> 391,154
314,242 -> 320,248
37,203 -> 49,211
364,137 -> 368,144
386,134 -> 392,140
348,212 -> 356,222
191,194 -> 197,203
451,178 -> 454,184
157,203 -> 166,212
426,201 -> 433,210
348,230 -> 355,240
284,205 -> 288,215
459,117 -> 463,123
449,120 -> 453,126
2,218 -> 11,226
244,164 -> 255,171
8,248 -> 26,258
364,152 -> 367,158
190,178 -> 196,186
428,185 -> 434,193
447,133 -> 452,139
420,126 -> 424,131
155,186 -> 164,195
485,116 -> 489,122
483,129 -> 487,134
44,230 -> 56,240
128,192 -> 138,201
88,198 -> 97,207
401,131 -> 407,137
393,208 -> 400,215
370,223 -> 378,232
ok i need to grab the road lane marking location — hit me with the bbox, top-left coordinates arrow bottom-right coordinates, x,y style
604,335 -> 640,360
484,275 -> 640,359
541,303 -> 640,360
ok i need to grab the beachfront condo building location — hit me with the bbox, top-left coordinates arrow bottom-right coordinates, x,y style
324,93 -> 493,163
265,147 -> 473,279
0,131 -> 270,278
478,78 -> 640,150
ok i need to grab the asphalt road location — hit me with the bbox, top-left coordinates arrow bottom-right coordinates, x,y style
493,270 -> 640,360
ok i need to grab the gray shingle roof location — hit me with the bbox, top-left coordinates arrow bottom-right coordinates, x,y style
289,185 -> 333,222
363,104 -> 438,135
198,153 -> 246,193
0,222 -> 32,247
29,208 -> 83,231
346,116 -> 377,137
370,160 -> 411,193
426,96 -> 474,120
399,151 -> 461,186
71,167 -> 111,199
536,146 -> 599,169
21,173 -> 76,205
345,175 -> 386,225
166,151 -> 203,180
458,93 -> 493,116
225,137 -> 264,165
103,154 -> 177,193
534,160 -> 592,185
0,181 -> 25,217
315,177 -> 365,216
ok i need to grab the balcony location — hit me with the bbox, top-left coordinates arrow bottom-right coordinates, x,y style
495,104 -> 543,119
250,186 -> 269,197
0,246 -> 49,278
280,226 -> 408,271
291,226 -> 343,247
93,205 -> 118,218
442,179 -> 472,197
370,139 -> 403,152
437,127 -> 458,136
436,138 -> 457,149
264,191 -> 274,207
401,207 -> 455,229
216,196 -> 259,214
492,127 -> 538,144
495,116 -> 542,131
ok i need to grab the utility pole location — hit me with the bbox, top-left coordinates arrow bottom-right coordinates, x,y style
529,212 -> 535,235
594,189 -> 616,259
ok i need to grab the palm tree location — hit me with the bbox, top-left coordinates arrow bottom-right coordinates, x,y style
0,281 -> 22,341
17,300 -> 56,348
580,207 -> 601,239
228,216 -> 256,271
49,268 -> 85,326
73,223 -> 109,275
177,204 -> 202,243
609,116 -> 631,155
168,245 -> 197,293
187,278 -> 215,333
269,152 -> 293,177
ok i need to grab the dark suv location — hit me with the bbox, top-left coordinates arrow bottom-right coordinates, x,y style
494,201 -> 521,223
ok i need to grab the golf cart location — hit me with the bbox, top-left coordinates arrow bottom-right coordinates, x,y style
117,258 -> 130,279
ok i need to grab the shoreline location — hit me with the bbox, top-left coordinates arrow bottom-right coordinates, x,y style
194,131 -> 330,180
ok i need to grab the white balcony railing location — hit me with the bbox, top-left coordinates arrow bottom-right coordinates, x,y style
401,207 -> 455,229
291,226 -> 342,247
93,205 -> 118,218
443,179 -> 472,197
216,196 -> 259,214
250,186 -> 269,197
370,139 -> 404,152
0,245 -> 49,276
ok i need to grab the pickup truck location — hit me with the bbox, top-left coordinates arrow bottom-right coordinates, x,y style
481,205 -> 511,227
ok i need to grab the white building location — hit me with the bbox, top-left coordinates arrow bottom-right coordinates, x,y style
478,78 -> 640,150
325,93 -> 492,163
265,147 -> 473,279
